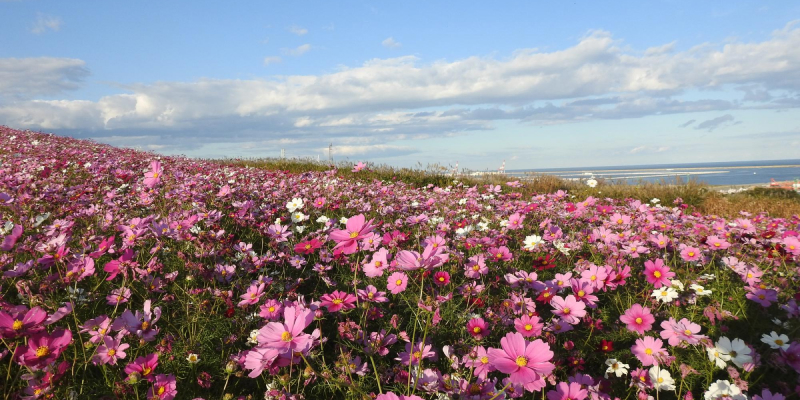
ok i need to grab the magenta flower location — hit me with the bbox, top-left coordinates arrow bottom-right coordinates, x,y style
18,329 -> 72,368
550,295 -> 586,325
329,214 -> 375,255
467,317 -> 490,340
320,290 -> 357,312
257,306 -> 315,353
546,382 -> 588,400
375,392 -> 423,400
488,246 -> 513,262
396,341 -> 435,366
643,258 -> 675,287
115,299 -> 161,342
238,282 -> 266,307
93,336 -> 129,365
753,389 -> 786,400
487,332 -> 554,387
80,315 -> 112,344
0,306 -> 46,338
706,235 -> 730,250
143,160 -> 164,188
462,346 -> 496,379
506,213 -> 525,230
243,347 -> 285,378
433,271 -> 450,286
631,336 -> 667,366
620,304 -> 655,335
147,374 -> 177,400
387,272 -> 409,295
746,286 -> 778,307
124,353 -> 159,382
779,341 -> 800,373
514,314 -> 544,338
106,287 -> 131,306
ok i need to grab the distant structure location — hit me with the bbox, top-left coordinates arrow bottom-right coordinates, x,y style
498,160 -> 506,174
451,161 -> 459,177
328,143 -> 333,163
281,149 -> 285,159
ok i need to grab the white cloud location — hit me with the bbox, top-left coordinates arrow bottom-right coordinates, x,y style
0,57 -> 88,100
263,56 -> 282,66
324,144 -> 417,157
289,25 -> 308,36
382,37 -> 401,48
4,22 -> 800,153
31,13 -> 62,34
282,44 -> 311,56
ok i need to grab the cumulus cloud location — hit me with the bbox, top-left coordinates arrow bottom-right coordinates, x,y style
288,25 -> 307,36
325,144 -> 418,157
4,22 -> 800,152
282,44 -> 311,56
0,57 -> 89,100
31,13 -> 61,34
382,37 -> 401,48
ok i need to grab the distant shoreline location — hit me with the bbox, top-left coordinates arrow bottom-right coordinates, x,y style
515,164 -> 800,174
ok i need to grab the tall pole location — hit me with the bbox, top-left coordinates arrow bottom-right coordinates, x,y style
328,143 -> 333,163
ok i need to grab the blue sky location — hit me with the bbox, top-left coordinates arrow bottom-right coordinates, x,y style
2,1 -> 800,169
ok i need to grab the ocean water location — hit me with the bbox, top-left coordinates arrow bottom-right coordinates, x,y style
506,159 -> 800,186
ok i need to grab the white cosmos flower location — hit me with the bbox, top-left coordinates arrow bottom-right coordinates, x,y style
291,212 -> 306,223
186,353 -> 200,364
761,331 -> 790,350
706,345 -> 730,369
704,380 -> 746,400
651,287 -> 679,303
476,221 -> 489,231
648,365 -> 675,391
669,279 -> 685,292
316,215 -> 330,224
604,358 -> 629,378
715,337 -> 752,368
586,178 -> 598,188
690,284 -> 712,296
286,197 -> 304,212
523,235 -> 543,251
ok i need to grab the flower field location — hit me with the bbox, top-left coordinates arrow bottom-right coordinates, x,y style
1,126 -> 799,400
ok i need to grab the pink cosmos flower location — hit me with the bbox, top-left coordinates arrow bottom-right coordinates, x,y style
396,243 -> 449,271
433,271 -> 450,286
507,213 -> 525,230
257,306 -> 315,354
237,282 -> 265,307
467,317 -> 490,340
487,332 -> 555,387
363,248 -> 389,277
147,374 -> 177,400
375,392 -> 423,400
396,341 -> 435,366
0,223 -> 23,251
546,382 -> 588,400
631,336 -> 667,366
679,244 -> 702,262
115,299 -> 161,342
143,160 -> 164,188
106,287 -> 131,305
746,286 -> 778,307
643,258 -> 675,287
94,336 -> 129,365
319,290 -> 357,312
80,315 -> 112,344
357,285 -> 388,303
329,214 -> 376,255
312,197 -> 326,208
550,295 -> 586,325
387,272 -> 409,295
753,389 -> 786,400
706,235 -> 730,250
352,162 -> 366,172
0,306 -> 47,338
514,314 -> 544,338
243,347 -> 286,378
464,254 -> 487,278
488,246 -> 513,262
259,299 -> 284,320
779,341 -> 800,373
783,236 -> 800,256
619,304 -> 655,335
124,353 -> 159,382
462,346 -> 496,379
17,329 -> 72,368
659,317 -> 705,346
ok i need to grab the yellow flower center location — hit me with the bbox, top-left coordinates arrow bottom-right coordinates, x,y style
515,356 -> 528,367
141,321 -> 150,330
375,261 -> 382,267
590,275 -> 597,281
438,277 -> 445,282
349,231 -> 359,238
153,173 -> 159,178
473,327 -> 482,333
635,317 -> 643,324
775,339 -> 784,345
12,320 -> 23,331
36,346 -> 50,357
143,367 -> 152,376
688,252 -> 695,257
525,324 -> 533,331
108,349 -> 116,357
684,329 -> 692,335
395,280 -> 403,286
268,306 -> 275,312
653,271 -> 662,278
480,356 -> 489,364
305,244 -> 311,249
578,290 -> 585,296
562,307 -> 570,314
332,299 -> 343,304
281,331 -> 293,342
157,386 -> 165,395
661,291 -> 668,296
645,348 -> 653,355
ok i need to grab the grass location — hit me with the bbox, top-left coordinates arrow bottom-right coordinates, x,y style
211,157 -> 800,219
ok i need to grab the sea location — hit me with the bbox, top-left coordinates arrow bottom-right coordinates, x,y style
505,159 -> 800,186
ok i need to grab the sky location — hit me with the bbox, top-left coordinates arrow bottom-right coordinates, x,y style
1,1 -> 800,170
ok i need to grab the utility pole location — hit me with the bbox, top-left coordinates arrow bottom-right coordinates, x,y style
281,149 -> 285,159
328,143 -> 333,163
